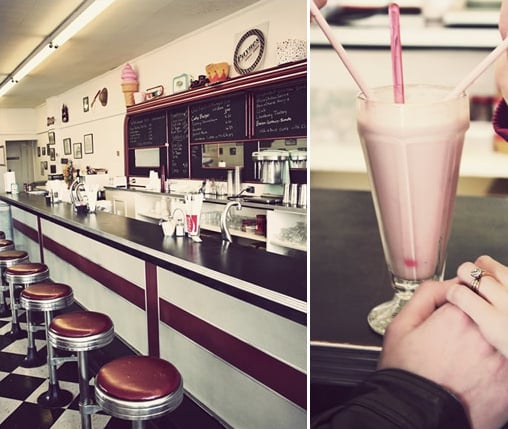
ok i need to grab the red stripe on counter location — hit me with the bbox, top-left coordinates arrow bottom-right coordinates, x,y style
159,298 -> 306,409
12,218 -> 39,243
42,235 -> 146,310
145,262 -> 160,357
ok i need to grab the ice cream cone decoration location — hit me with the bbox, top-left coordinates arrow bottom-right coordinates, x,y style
121,63 -> 138,106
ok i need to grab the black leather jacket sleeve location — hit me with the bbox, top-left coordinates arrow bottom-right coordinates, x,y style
311,369 -> 471,429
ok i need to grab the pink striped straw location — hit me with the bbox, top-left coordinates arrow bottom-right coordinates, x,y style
310,0 -> 373,99
389,3 -> 405,103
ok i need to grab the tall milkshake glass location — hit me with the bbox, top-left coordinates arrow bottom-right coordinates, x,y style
357,85 -> 469,335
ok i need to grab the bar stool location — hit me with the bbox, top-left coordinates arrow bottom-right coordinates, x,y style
0,250 -> 29,319
5,262 -> 49,339
49,311 -> 114,428
95,356 -> 184,429
20,282 -> 74,369
0,241 -> 16,317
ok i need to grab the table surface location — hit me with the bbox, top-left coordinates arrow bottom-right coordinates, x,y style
310,189 -> 508,384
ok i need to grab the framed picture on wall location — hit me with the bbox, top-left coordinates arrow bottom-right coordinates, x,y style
48,131 -> 55,145
0,146 -> 5,166
84,134 -> 94,154
49,148 -> 56,161
63,138 -> 71,155
73,142 -> 82,159
37,147 -> 41,157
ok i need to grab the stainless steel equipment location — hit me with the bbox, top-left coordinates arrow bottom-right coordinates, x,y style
252,150 -> 290,184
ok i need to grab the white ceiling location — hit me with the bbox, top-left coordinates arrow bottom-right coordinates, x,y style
0,0 -> 261,108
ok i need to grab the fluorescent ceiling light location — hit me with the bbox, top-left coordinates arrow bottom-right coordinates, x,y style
0,0 -> 116,97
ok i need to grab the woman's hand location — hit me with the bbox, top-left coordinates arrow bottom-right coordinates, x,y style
448,255 -> 508,357
381,280 -> 508,429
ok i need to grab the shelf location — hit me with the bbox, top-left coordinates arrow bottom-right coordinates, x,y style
269,238 -> 307,252
201,224 -> 267,242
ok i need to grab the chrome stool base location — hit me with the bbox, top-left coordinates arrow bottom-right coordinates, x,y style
0,250 -> 29,322
49,311 -> 114,429
21,341 -> 46,368
5,263 -> 50,339
37,383 -> 74,409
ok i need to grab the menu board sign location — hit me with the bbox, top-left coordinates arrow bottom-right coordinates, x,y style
253,81 -> 306,138
128,112 -> 167,148
190,94 -> 246,143
168,108 -> 189,178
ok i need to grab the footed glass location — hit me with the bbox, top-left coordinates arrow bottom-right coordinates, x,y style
356,85 -> 469,335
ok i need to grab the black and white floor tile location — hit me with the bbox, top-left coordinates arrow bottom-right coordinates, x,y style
0,305 -> 226,429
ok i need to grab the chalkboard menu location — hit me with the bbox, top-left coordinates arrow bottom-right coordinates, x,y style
128,112 -> 167,148
253,81 -> 306,138
169,108 -> 189,178
190,94 -> 246,143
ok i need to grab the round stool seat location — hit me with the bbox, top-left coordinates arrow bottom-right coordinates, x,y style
0,239 -> 14,251
20,283 -> 74,312
0,250 -> 29,267
5,263 -> 49,284
48,311 -> 114,352
95,356 -> 183,421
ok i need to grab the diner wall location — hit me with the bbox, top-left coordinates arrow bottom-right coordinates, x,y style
0,0 -> 306,186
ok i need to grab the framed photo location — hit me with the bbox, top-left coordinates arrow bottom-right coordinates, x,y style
84,134 -> 94,154
40,161 -> 45,176
48,131 -> 55,145
73,142 -> 82,159
0,146 -> 5,166
37,147 -> 41,157
83,96 -> 89,112
42,147 -> 46,156
43,161 -> 48,170
63,138 -> 71,155
49,147 -> 56,161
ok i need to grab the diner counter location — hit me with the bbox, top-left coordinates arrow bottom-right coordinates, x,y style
0,191 -> 307,427
310,188 -> 508,386
0,192 -> 306,324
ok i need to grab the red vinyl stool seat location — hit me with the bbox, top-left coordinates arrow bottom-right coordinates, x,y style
20,282 -> 74,367
49,311 -> 114,429
5,262 -> 49,339
95,356 -> 184,429
0,249 -> 28,318
0,239 -> 14,251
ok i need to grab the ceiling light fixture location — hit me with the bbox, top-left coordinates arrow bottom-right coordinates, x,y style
0,0 -> 116,98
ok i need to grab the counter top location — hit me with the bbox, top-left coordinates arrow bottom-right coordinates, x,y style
310,188 -> 508,384
1,192 -> 306,324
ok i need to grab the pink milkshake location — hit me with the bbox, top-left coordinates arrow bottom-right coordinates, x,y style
357,85 -> 469,334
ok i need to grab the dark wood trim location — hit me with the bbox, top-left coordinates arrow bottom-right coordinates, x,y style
43,235 -> 146,310
12,218 -> 39,243
127,61 -> 306,113
145,261 -> 160,356
37,217 -> 44,262
159,298 -> 306,409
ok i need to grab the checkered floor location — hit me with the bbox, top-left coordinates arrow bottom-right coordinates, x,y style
0,304 -> 226,429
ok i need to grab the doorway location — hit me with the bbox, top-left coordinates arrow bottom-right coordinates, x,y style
6,140 -> 37,187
